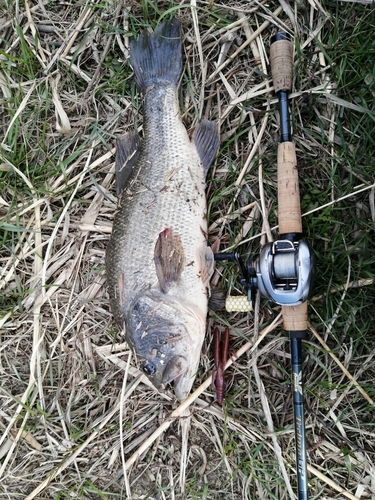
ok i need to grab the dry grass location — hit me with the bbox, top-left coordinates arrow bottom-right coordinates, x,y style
1,1 -> 375,499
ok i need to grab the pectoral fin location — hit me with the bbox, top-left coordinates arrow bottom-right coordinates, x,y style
154,228 -> 185,293
115,131 -> 141,196
208,287 -> 227,311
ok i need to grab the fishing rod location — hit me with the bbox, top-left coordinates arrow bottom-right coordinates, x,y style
214,33 -> 313,499
269,32 -> 311,500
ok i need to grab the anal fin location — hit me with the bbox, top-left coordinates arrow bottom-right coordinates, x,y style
193,119 -> 220,177
154,228 -> 185,294
115,131 -> 141,196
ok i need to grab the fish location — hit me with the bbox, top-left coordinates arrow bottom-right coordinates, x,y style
105,18 -> 219,401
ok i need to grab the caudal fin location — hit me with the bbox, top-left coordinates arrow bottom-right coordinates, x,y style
130,19 -> 182,93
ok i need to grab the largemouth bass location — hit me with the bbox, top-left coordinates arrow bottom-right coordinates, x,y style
106,19 -> 219,401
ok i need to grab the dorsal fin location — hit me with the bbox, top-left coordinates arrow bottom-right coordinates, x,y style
115,131 -> 141,196
193,119 -> 220,177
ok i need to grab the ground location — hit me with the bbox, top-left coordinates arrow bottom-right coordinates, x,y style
1,1 -> 375,499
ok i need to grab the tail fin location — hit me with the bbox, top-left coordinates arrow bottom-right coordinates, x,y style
130,19 -> 182,93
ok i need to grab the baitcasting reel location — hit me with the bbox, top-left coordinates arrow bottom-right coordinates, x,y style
214,238 -> 313,311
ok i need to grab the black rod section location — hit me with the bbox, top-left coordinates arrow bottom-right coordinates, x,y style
290,336 -> 309,500
271,32 -> 293,143
279,90 -> 291,142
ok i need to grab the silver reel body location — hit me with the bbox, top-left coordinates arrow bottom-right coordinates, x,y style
256,239 -> 313,306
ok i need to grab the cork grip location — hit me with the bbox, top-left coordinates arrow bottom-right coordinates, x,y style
282,302 -> 308,331
279,143 -> 307,331
270,39 -> 293,93
277,141 -> 302,234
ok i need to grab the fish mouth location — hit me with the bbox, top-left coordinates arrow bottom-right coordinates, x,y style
160,355 -> 189,400
173,375 -> 192,401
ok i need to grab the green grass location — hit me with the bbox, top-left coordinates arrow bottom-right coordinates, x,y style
1,1 -> 375,499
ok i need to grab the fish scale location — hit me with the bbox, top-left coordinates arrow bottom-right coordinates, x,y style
106,19 -> 219,400
113,89 -> 206,299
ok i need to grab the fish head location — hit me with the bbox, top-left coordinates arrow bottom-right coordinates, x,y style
126,290 -> 205,400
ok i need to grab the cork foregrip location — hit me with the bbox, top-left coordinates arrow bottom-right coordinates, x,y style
277,141 -> 302,234
282,302 -> 308,331
270,39 -> 293,93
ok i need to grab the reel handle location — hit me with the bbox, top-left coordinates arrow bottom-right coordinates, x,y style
225,295 -> 253,313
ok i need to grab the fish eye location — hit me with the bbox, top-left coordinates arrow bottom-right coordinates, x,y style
142,361 -> 156,375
